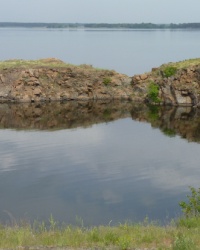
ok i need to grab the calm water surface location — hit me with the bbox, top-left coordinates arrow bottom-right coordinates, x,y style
0,102 -> 200,225
0,28 -> 200,75
0,29 -> 200,225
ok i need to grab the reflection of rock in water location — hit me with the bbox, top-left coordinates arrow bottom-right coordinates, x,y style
0,101 -> 133,130
0,101 -> 200,143
131,105 -> 200,143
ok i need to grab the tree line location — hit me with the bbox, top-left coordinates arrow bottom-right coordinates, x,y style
0,22 -> 200,29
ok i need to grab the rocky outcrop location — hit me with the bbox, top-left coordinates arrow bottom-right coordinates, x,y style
132,59 -> 200,106
0,59 -> 132,102
0,58 -> 200,106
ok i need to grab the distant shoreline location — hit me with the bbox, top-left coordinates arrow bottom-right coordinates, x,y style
0,22 -> 200,29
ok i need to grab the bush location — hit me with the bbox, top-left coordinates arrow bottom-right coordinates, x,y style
163,66 -> 177,77
179,186 -> 200,217
103,77 -> 112,86
147,82 -> 160,103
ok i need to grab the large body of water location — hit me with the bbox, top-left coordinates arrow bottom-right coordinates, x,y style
0,29 -> 200,226
1,28 -> 200,75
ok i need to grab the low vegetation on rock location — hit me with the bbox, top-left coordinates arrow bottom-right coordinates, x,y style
133,58 -> 200,106
147,81 -> 161,104
0,58 -> 200,106
0,58 -> 132,102
162,66 -> 177,78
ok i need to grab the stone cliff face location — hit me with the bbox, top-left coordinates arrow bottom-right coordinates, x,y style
0,59 -> 132,102
132,59 -> 200,106
0,58 -> 200,106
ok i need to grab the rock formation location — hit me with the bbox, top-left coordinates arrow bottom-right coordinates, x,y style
0,58 -> 132,102
132,58 -> 200,106
0,58 -> 200,106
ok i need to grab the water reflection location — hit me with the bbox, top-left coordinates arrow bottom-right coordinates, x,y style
0,101 -> 200,226
0,101 -> 132,130
0,101 -> 200,143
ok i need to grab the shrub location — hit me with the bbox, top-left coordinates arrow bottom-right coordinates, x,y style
179,186 -> 200,217
147,82 -> 160,103
103,77 -> 112,86
163,66 -> 177,77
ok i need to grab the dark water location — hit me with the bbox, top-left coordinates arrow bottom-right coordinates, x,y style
0,101 -> 200,226
0,28 -> 200,75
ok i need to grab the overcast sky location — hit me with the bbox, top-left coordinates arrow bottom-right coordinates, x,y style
0,0 -> 199,23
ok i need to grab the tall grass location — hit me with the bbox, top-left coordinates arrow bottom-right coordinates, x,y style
1,217 -> 200,249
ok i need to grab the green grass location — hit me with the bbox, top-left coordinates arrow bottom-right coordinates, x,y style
147,81 -> 161,103
0,58 -> 72,70
162,66 -> 177,78
0,59 -> 113,73
1,218 -> 200,249
103,77 -> 112,86
160,58 -> 200,71
3,187 -> 200,249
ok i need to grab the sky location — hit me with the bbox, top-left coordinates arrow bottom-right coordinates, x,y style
0,0 -> 199,24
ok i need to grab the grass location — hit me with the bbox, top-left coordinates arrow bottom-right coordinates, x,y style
103,77 -> 112,86
2,187 -> 200,249
1,217 -> 200,249
162,66 -> 177,78
147,81 -> 161,103
0,59 -> 112,73
0,58 -> 72,70
160,58 -> 200,71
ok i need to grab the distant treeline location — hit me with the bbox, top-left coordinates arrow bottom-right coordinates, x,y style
1,22 -> 200,29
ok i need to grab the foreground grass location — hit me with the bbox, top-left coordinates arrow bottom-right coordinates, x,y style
1,217 -> 200,249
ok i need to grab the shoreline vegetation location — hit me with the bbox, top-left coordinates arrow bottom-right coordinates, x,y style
0,22 -> 200,29
1,187 -> 200,249
1,216 -> 200,249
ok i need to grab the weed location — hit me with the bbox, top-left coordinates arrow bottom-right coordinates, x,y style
1,214 -> 200,249
179,186 -> 200,217
88,228 -> 100,242
147,81 -> 161,103
103,77 -> 112,86
163,66 -> 177,77
118,237 -> 131,250
177,216 -> 200,228
173,233 -> 196,250
104,231 -> 119,245
49,214 -> 57,231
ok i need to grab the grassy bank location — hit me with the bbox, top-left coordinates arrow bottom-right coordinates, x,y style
1,217 -> 200,249
1,188 -> 200,249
